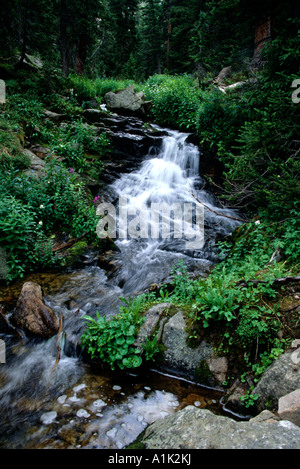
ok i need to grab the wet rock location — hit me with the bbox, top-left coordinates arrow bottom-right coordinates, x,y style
0,304 -> 12,334
135,303 -> 171,352
160,311 -> 215,384
23,149 -> 45,177
278,389 -> 300,426
250,410 -> 280,424
11,282 -> 59,338
252,344 -> 300,411
82,108 -> 107,122
29,144 -> 51,160
139,406 -> 300,449
44,110 -> 66,122
223,378 -> 250,414
207,356 -> 228,384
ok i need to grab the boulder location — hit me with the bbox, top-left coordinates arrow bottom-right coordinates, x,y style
23,149 -> 45,178
82,108 -> 107,122
29,144 -> 51,160
104,85 -> 150,117
138,406 -> 300,449
44,110 -> 66,122
11,282 -> 59,338
135,303 -> 171,352
160,310 -> 216,384
278,389 -> 300,427
252,342 -> 300,411
213,66 -> 232,85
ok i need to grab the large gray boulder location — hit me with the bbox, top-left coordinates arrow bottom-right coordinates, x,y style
104,85 -> 150,117
160,310 -> 226,387
138,406 -> 300,449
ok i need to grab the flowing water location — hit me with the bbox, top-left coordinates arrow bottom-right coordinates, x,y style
0,126 -> 241,449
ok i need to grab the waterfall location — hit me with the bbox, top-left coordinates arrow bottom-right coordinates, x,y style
102,126 -> 240,293
0,125 -> 240,449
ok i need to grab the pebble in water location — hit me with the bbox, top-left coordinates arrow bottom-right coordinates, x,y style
73,384 -> 86,393
57,394 -> 67,404
112,385 -> 122,391
40,411 -> 57,425
76,409 -> 90,418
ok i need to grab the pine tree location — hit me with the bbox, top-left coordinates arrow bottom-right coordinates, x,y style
136,0 -> 165,78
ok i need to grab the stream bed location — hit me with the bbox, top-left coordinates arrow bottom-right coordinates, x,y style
0,124 -> 241,449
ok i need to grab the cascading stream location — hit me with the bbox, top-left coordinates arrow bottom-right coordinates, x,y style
0,125 -> 241,449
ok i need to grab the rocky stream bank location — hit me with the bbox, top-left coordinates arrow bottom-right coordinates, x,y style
1,87 -> 300,449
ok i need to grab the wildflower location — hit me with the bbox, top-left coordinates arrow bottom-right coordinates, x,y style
93,196 -> 100,203
69,168 -> 75,173
38,221 -> 43,226
255,220 -> 260,225
40,204 -> 44,209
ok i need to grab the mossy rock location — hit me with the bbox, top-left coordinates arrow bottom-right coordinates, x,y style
194,359 -> 213,385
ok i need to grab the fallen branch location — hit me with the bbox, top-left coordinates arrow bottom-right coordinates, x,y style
237,276 -> 300,288
52,231 -> 88,252
188,188 -> 248,223
51,313 -> 64,373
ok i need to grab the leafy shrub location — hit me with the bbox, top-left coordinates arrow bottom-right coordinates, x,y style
143,74 -> 200,129
195,88 -> 247,155
70,75 -> 137,101
51,120 -> 110,174
5,92 -> 44,140
0,126 -> 29,170
81,296 -> 147,370
0,160 -> 100,281
81,311 -> 143,370
0,195 -> 37,281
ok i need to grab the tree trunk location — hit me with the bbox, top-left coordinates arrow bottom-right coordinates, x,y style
60,0 -> 69,76
75,34 -> 87,75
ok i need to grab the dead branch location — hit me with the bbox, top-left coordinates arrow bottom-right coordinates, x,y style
237,276 -> 300,289
52,231 -> 89,253
188,188 -> 248,223
51,313 -> 64,373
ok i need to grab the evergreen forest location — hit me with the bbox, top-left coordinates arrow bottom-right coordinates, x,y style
0,0 -> 300,436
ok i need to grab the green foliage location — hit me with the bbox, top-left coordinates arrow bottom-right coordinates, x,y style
50,119 -> 110,174
81,311 -> 143,370
143,74 -> 200,129
159,211 -> 296,386
5,92 -> 44,140
80,292 -> 164,370
195,88 -> 248,154
0,123 -> 29,170
81,295 -> 147,370
0,159 -> 100,282
142,337 -> 160,363
0,196 -> 37,281
70,75 -> 137,101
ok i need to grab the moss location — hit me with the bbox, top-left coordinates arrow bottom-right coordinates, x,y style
194,359 -> 212,385
63,239 -> 90,266
125,429 -> 147,449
